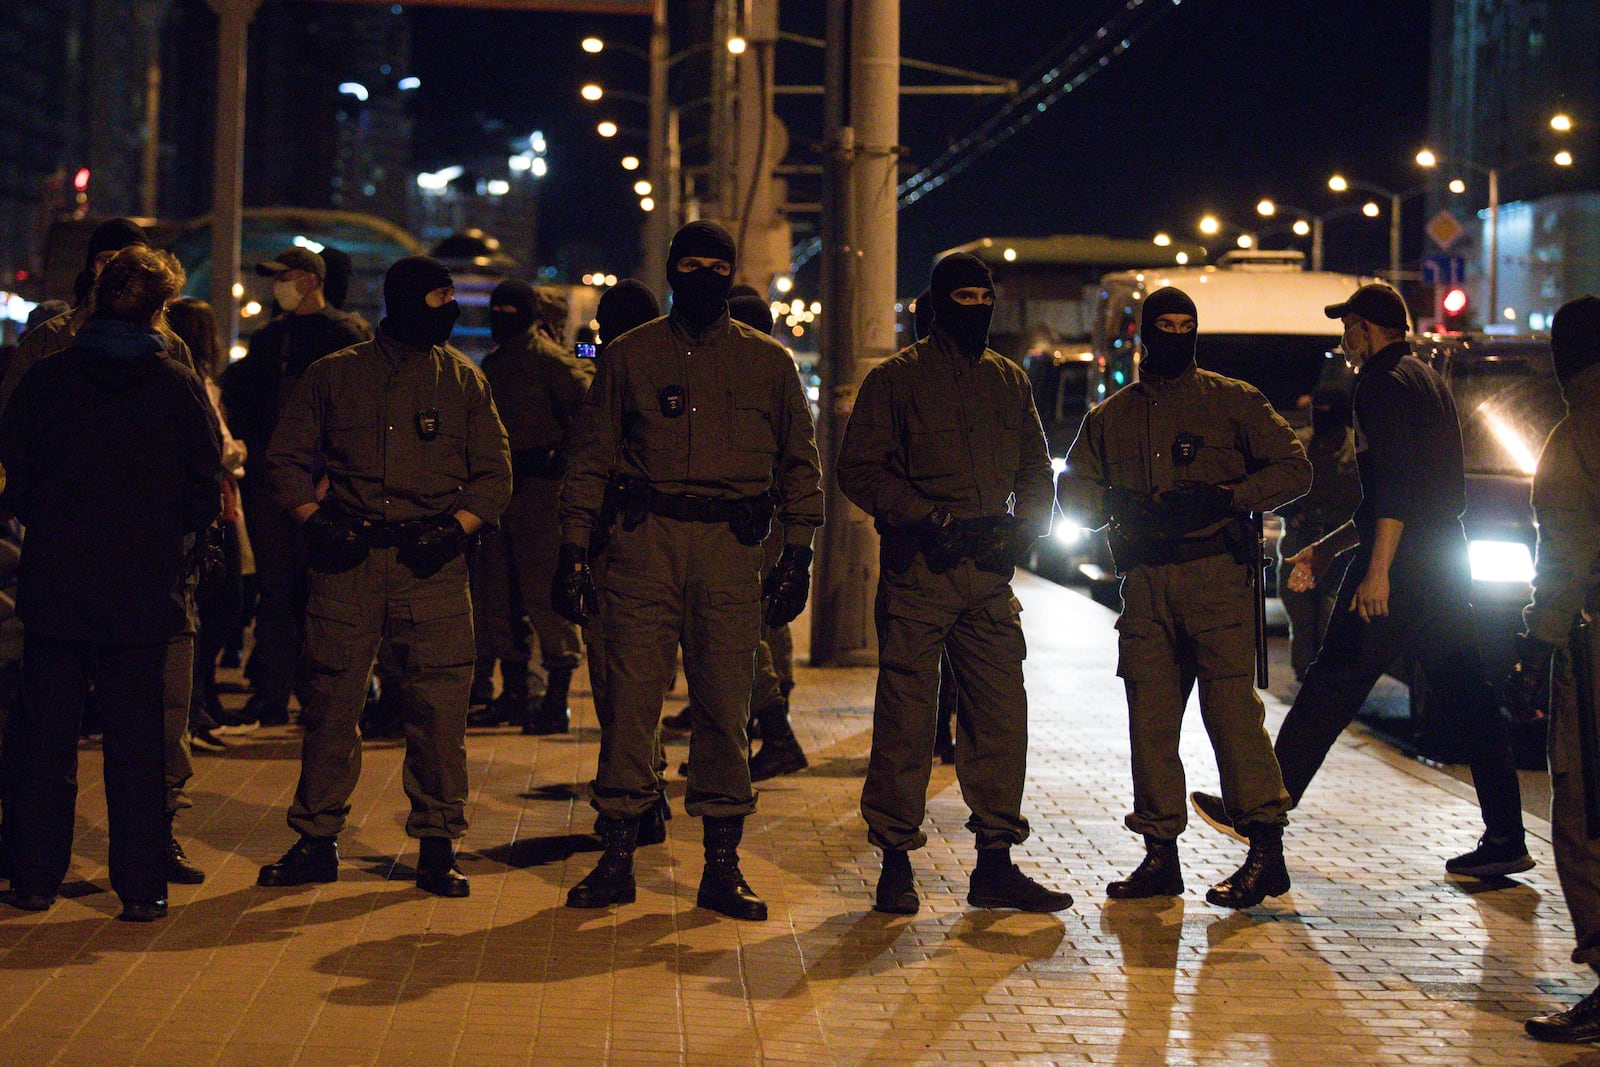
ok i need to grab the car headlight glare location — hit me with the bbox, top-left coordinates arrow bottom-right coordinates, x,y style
1468,540 -> 1534,584
1053,518 -> 1087,546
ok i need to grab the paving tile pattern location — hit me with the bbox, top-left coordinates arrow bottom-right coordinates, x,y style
0,573 -> 1589,1065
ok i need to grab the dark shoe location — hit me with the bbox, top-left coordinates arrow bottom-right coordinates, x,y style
873,849 -> 919,915
1445,834 -> 1535,879
967,850 -> 1073,912
568,816 -> 639,908
3,890 -> 54,912
1106,837 -> 1183,899
1190,791 -> 1247,843
467,702 -> 508,728
1526,986 -> 1600,1044
257,836 -> 339,886
211,706 -> 260,735
523,667 -> 572,735
697,816 -> 767,921
1206,827 -> 1291,908
166,834 -> 206,885
244,694 -> 289,727
416,838 -> 470,898
749,735 -> 808,782
933,733 -> 955,765
188,727 -> 229,753
636,794 -> 671,847
117,899 -> 168,923
660,707 -> 693,732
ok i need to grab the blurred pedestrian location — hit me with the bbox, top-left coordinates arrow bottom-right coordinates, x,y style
1191,283 -> 1530,879
220,247 -> 370,730
1514,295 -> 1600,1044
1062,285 -> 1309,908
0,246 -> 221,921
556,222 -> 822,919
257,256 -> 510,897
839,253 -> 1070,916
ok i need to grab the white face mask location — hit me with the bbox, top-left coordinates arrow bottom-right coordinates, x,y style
274,279 -> 304,313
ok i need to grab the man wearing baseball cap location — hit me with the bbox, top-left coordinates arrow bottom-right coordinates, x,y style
1191,283 -> 1530,880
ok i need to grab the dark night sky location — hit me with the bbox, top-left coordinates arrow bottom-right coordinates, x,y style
409,0 -> 1433,293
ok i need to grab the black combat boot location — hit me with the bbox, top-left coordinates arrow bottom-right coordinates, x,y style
697,816 -> 767,921
874,849 -> 919,915
967,847 -> 1074,912
257,835 -> 339,886
470,659 -> 530,727
748,698 -> 807,782
524,666 -> 572,735
1206,824 -> 1291,908
567,816 -> 639,908
1106,836 -> 1182,899
416,838 -> 470,898
1526,985 -> 1600,1044
165,816 -> 206,886
636,793 -> 672,846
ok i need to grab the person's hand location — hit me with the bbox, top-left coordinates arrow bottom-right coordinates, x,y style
1501,633 -> 1556,722
303,507 -> 369,573
1105,486 -> 1161,529
921,508 -> 968,571
1285,543 -> 1332,593
399,514 -> 466,578
1159,481 -> 1234,534
762,545 -> 813,628
551,542 -> 598,627
1350,567 -> 1390,621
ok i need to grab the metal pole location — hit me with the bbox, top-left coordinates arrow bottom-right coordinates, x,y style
1311,216 -> 1324,272
1487,166 -> 1499,323
1388,192 -> 1401,282
208,0 -> 260,349
640,0 -> 669,299
141,48 -> 162,218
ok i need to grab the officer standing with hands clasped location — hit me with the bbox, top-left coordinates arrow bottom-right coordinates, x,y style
1192,283 -> 1529,880
1513,296 -> 1600,1044
555,221 -> 823,920
1060,286 -> 1311,908
838,252 -> 1072,916
257,255 -> 511,897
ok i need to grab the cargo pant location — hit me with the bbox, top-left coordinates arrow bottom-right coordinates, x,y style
504,474 -> 583,675
591,514 -> 761,821
469,524 -> 533,699
289,548 -> 475,840
1548,647 -> 1600,974
861,552 -> 1031,852
163,635 -> 195,815
1116,552 -> 1290,841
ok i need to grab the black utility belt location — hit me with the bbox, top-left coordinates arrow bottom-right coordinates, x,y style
646,489 -> 754,524
614,485 -> 775,546
354,519 -> 416,549
1120,530 -> 1234,569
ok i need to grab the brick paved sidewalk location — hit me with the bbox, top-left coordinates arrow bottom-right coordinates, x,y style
0,572 -> 1588,1066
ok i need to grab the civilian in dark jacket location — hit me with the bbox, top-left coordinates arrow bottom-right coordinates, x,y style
0,247 -> 222,922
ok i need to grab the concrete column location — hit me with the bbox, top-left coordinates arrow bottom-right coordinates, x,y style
207,0 -> 262,348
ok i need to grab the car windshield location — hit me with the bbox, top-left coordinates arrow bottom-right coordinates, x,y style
1446,349 -> 1566,477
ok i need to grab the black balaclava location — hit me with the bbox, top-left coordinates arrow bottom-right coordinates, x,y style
382,255 -> 459,347
728,293 -> 774,335
1310,385 -> 1352,438
321,245 -> 353,310
489,279 -> 537,344
912,286 -> 934,342
595,279 -> 661,349
1139,286 -> 1199,379
86,218 -> 149,269
1550,294 -> 1600,390
929,253 -> 994,358
667,220 -> 736,332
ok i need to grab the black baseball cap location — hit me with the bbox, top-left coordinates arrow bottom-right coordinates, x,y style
255,247 -> 326,281
1324,283 -> 1409,331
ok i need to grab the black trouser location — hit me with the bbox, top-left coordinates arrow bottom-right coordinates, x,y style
1274,543 -> 1523,841
192,521 -> 244,725
244,483 -> 308,708
5,635 -> 168,903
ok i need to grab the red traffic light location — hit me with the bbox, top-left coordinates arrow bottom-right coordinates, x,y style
1442,288 -> 1468,316
72,168 -> 90,191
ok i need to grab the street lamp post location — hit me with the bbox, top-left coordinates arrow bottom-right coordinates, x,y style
1256,199 -> 1325,270
1327,175 -> 1405,281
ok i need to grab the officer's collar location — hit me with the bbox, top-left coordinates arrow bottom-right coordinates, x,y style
1135,361 -> 1198,390
375,324 -> 436,362
926,327 -> 988,366
669,308 -> 730,344
1360,340 -> 1411,374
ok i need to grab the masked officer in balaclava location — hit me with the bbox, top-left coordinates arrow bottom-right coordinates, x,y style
472,279 -> 592,734
1060,285 -> 1309,908
258,255 -> 511,898
555,221 -> 823,920
595,281 -> 662,355
838,252 -> 1070,916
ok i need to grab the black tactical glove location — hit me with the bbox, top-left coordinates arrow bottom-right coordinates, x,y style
304,506 -> 369,573
1104,486 -> 1163,532
975,514 -> 1036,575
1158,480 -> 1235,535
1502,632 -> 1556,722
551,542 -> 599,627
762,544 -> 814,628
920,508 -> 969,572
399,514 -> 467,578
186,525 -> 227,582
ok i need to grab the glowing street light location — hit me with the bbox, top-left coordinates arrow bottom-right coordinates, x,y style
1555,150 -> 1574,167
1448,178 -> 1466,194
1002,247 -> 1018,262
582,36 -> 604,53
1551,113 -> 1574,132
1292,219 -> 1311,236
1256,199 -> 1276,217
1175,252 -> 1190,265
1236,234 -> 1254,249
639,196 -> 655,211
1327,175 -> 1349,192
1152,232 -> 1171,247
633,179 -> 653,196
620,156 -> 641,171
581,84 -> 604,102
727,36 -> 747,54
1198,215 -> 1220,235
529,157 -> 548,178
1416,148 -> 1438,168
1362,201 -> 1381,218
597,121 -> 618,138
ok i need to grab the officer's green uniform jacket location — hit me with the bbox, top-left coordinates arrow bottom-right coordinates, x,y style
560,315 -> 823,546
1525,364 -> 1600,645
481,328 -> 592,460
267,330 -> 511,525
1059,365 -> 1309,535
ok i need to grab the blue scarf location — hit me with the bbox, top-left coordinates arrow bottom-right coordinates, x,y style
75,317 -> 168,361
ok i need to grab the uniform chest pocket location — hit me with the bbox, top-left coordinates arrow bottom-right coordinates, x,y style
994,404 -> 1023,473
419,426 -> 469,482
905,396 -> 963,480
729,380 -> 776,455
326,418 -> 382,470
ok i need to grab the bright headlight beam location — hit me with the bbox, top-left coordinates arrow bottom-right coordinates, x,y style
1476,403 -> 1540,476
1468,540 -> 1534,584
